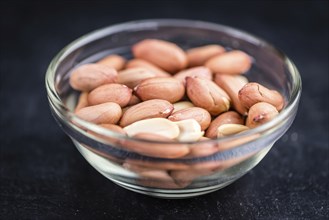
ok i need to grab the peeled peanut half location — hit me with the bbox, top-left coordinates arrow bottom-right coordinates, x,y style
174,119 -> 204,142
123,118 -> 180,139
217,124 -> 250,137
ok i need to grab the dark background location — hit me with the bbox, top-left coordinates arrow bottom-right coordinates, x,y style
1,0 -> 328,219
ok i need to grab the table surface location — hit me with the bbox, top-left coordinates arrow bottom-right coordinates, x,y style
1,1 -> 328,219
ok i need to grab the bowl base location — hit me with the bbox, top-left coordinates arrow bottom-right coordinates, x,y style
110,178 -> 236,199
73,139 -> 271,199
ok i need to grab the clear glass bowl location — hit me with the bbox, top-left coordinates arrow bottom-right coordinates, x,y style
45,19 -> 301,199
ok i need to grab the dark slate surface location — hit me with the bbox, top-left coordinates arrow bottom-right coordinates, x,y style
0,1 -> 328,219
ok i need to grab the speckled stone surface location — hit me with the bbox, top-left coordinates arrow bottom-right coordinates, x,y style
1,1 -> 328,219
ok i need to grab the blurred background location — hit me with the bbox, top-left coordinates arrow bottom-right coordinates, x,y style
1,1 -> 328,219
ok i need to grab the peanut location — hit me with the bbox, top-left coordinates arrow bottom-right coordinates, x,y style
75,102 -> 122,124
246,102 -> 279,128
132,39 -> 187,73
173,66 -> 212,85
121,132 -> 189,158
123,118 -> 180,139
88,83 -> 132,107
174,119 -> 204,142
188,137 -> 219,157
87,124 -> 126,144
217,124 -> 249,137
168,107 -> 211,131
205,111 -> 244,138
96,54 -> 126,71
127,94 -> 141,106
238,82 -> 284,111
119,99 -> 174,127
74,92 -> 89,112
186,44 -> 226,67
137,170 -> 180,189
172,101 -> 195,113
69,64 -> 117,91
134,77 -> 185,103
126,59 -> 171,77
206,50 -> 252,75
117,67 -> 156,88
123,163 -> 180,189
215,74 -> 249,115
186,77 -> 231,116
125,159 -> 189,171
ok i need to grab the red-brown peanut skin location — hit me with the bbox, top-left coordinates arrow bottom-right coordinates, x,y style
186,44 -> 226,67
238,82 -> 284,111
123,163 -> 180,189
117,67 -> 156,89
126,59 -> 171,77
127,94 -> 141,106
74,92 -> 89,113
187,137 -> 219,158
125,159 -> 189,171
205,111 -> 244,138
88,83 -> 132,107
186,77 -> 231,116
134,77 -> 185,103
96,54 -> 126,71
205,50 -> 252,75
121,133 -> 190,159
168,107 -> 211,131
87,124 -> 126,144
215,74 -> 249,115
246,102 -> 279,128
174,66 -> 212,86
132,39 -> 187,73
137,170 -> 181,189
75,102 -> 122,124
69,64 -> 118,92
119,99 -> 174,127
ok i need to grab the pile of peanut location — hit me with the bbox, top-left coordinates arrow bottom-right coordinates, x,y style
69,39 -> 284,159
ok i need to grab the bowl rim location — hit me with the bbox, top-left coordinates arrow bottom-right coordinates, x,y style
45,18 -> 302,145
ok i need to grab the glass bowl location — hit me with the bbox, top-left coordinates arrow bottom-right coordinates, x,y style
45,19 -> 301,199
